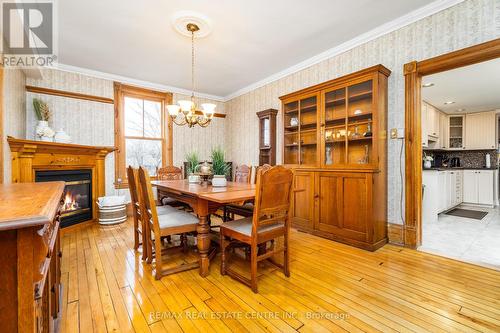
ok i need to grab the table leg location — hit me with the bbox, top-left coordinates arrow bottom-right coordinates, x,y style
196,200 -> 211,277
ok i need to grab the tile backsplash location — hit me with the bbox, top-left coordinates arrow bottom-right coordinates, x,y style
424,150 -> 498,168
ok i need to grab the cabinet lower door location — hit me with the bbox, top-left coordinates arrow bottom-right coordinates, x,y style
290,171 -> 315,230
477,171 -> 494,205
463,171 -> 478,204
315,172 -> 369,242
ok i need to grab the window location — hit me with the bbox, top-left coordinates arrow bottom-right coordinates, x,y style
114,83 -> 172,188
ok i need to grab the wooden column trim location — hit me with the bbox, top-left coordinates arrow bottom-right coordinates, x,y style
404,61 -> 421,248
0,65 -> 3,184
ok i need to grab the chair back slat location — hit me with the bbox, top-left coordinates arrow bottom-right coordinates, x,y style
252,165 -> 293,236
138,167 -> 160,235
157,166 -> 183,180
127,166 -> 142,220
234,164 -> 252,184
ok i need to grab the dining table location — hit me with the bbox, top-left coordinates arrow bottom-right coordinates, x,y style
151,179 -> 256,277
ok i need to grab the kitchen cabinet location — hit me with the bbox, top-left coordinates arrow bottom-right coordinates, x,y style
465,112 -> 497,150
422,102 -> 441,147
426,103 -> 440,138
426,170 -> 462,216
439,113 -> 449,149
463,170 -> 494,205
448,115 -> 465,149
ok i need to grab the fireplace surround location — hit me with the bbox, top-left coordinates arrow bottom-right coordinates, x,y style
8,137 -> 115,226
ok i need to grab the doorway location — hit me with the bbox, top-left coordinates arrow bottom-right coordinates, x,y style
403,38 -> 500,251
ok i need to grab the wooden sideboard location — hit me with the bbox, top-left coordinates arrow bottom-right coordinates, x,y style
279,65 -> 390,251
0,182 -> 65,332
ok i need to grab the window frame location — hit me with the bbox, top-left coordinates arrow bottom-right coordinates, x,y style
114,82 -> 173,189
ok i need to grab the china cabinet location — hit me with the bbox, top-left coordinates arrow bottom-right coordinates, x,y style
257,109 -> 278,165
280,65 -> 390,251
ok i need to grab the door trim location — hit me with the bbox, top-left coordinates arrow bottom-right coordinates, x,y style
403,38 -> 500,248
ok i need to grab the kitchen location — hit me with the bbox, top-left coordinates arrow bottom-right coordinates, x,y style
420,58 -> 500,269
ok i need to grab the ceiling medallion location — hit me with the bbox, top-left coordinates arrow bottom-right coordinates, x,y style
168,12 -> 214,128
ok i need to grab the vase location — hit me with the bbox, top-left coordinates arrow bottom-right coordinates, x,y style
290,117 -> 299,127
54,129 -> 71,143
35,120 -> 54,142
188,174 -> 201,184
424,160 -> 432,169
211,175 -> 227,187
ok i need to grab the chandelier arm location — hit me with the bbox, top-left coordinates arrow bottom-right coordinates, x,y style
197,117 -> 211,128
171,115 -> 187,126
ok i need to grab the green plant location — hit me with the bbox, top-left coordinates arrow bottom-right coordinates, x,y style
185,151 -> 200,175
211,146 -> 230,176
33,98 -> 51,121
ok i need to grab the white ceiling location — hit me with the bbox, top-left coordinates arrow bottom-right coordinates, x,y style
422,58 -> 500,114
58,0 -> 438,98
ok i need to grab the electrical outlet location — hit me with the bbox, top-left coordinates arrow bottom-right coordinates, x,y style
390,128 -> 405,139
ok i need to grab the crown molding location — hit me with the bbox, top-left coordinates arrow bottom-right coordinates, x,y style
223,0 -> 466,102
54,63 -> 225,102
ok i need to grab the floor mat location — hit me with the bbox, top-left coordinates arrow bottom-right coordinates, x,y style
445,208 -> 488,220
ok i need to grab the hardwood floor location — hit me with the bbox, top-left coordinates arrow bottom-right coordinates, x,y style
60,218 -> 500,332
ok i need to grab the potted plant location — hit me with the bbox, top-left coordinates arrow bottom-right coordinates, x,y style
423,153 -> 433,169
33,98 -> 55,142
211,147 -> 230,187
185,151 -> 201,183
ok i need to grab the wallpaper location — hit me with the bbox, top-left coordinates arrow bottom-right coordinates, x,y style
25,69 -> 226,196
225,0 -> 500,225
2,68 -> 26,184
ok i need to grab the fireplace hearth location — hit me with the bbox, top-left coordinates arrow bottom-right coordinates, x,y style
35,169 -> 92,227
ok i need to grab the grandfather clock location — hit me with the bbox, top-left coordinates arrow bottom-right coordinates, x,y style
256,109 -> 278,165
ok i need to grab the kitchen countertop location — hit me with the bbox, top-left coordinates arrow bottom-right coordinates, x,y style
423,167 -> 498,171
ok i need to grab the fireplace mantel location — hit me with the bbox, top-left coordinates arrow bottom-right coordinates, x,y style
8,136 -> 116,224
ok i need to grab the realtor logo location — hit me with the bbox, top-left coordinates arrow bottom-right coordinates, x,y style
1,1 -> 56,67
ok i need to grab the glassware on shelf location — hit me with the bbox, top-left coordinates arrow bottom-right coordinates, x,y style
363,120 -> 373,137
290,117 -> 299,126
357,145 -> 370,164
325,146 -> 333,165
351,125 -> 361,139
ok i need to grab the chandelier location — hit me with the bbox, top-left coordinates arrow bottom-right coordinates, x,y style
167,23 -> 215,128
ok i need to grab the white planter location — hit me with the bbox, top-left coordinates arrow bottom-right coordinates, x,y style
424,160 -> 432,169
212,175 -> 227,187
188,174 -> 201,183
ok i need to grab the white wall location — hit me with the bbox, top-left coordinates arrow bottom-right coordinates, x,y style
25,68 -> 227,195
2,68 -> 26,183
225,0 -> 500,225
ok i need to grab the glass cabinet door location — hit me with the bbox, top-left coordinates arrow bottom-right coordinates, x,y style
323,80 -> 374,167
284,101 -> 299,164
347,80 -> 373,165
448,116 -> 464,149
299,96 -> 317,165
324,87 -> 346,165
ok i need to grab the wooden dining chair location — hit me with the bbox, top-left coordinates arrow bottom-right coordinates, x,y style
138,166 -> 199,279
127,166 -> 179,261
224,164 -> 272,221
156,166 -> 186,207
223,164 -> 252,221
220,165 -> 293,293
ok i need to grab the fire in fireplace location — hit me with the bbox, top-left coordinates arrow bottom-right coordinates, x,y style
35,170 -> 92,227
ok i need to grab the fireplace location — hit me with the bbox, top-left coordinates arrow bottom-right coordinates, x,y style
35,169 -> 93,227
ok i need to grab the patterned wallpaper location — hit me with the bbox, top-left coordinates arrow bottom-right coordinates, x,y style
2,68 -> 26,184
25,69 -> 226,195
225,0 -> 500,225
